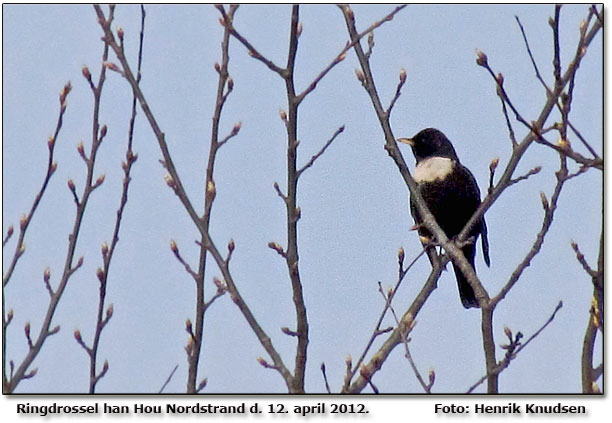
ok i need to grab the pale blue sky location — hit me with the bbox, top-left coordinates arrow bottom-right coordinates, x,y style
2,4 -> 603,394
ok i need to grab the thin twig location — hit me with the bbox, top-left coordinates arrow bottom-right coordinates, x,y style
295,5 -> 407,105
320,363 -> 331,394
170,240 -> 199,281
2,226 -> 14,248
507,165 -> 542,188
467,301 -> 563,393
216,5 -> 284,75
498,77 -> 518,145
377,283 -> 429,393
297,125 -> 344,177
515,16 -> 553,95
83,5 -> 144,394
571,241 -> 597,278
552,6 -> 562,83
386,68 -> 407,117
2,85 -> 67,288
344,247 -> 426,390
566,120 -> 599,158
343,261 -> 445,393
159,364 -> 179,394
533,137 -> 602,169
185,3 -> 239,394
491,155 -> 569,308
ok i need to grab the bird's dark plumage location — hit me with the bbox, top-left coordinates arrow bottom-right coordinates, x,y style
399,128 -> 490,308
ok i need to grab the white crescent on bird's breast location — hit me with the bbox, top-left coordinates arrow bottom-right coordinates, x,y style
413,157 -> 454,183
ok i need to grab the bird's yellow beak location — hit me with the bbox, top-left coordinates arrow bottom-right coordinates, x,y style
397,137 -> 414,146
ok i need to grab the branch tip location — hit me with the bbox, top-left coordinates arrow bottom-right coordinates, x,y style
475,49 -> 488,67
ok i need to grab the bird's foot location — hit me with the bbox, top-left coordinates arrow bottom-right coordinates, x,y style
453,235 -> 476,248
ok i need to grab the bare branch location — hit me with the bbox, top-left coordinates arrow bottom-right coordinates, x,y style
467,301 -> 563,393
386,68 -> 407,116
320,363 -> 332,394
343,260 -> 444,393
515,16 -> 553,95
83,6 -> 144,393
216,5 -> 285,75
273,182 -> 288,202
460,8 -> 602,251
571,241 -> 597,278
581,226 -> 603,393
295,5 -> 406,104
533,137 -> 602,170
93,4 -> 294,392
170,240 -> 199,281
297,125 -> 344,177
343,247 -> 427,391
552,6 -> 562,83
2,226 -> 14,248
567,120 -> 599,159
2,85 -> 67,288
491,158 -> 569,307
377,283 -> 428,393
507,165 -> 542,188
158,364 -> 179,394
5,7 -> 119,389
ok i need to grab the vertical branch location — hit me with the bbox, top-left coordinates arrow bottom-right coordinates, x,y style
85,32 -> 113,393
581,318 -> 598,393
78,5 -> 144,394
552,6 -> 562,83
186,4 -> 238,394
480,304 -> 497,392
96,4 -> 294,392
221,5 -> 391,392
579,227 -> 603,393
6,2 -> 113,389
469,7 -> 600,393
282,5 -> 309,394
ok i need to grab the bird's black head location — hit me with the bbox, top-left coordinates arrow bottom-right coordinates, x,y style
398,128 -> 459,163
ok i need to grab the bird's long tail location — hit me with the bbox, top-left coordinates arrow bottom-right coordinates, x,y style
452,245 -> 479,309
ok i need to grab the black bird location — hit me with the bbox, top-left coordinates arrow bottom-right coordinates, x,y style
398,128 -> 490,308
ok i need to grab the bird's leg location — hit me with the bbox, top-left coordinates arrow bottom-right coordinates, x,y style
454,235 -> 477,249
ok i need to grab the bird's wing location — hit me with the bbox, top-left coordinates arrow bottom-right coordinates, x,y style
458,163 -> 490,267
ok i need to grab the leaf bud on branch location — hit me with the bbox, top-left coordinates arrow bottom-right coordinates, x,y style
206,180 -> 216,202
82,66 -> 92,82
354,68 -> 365,83
475,49 -> 488,67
